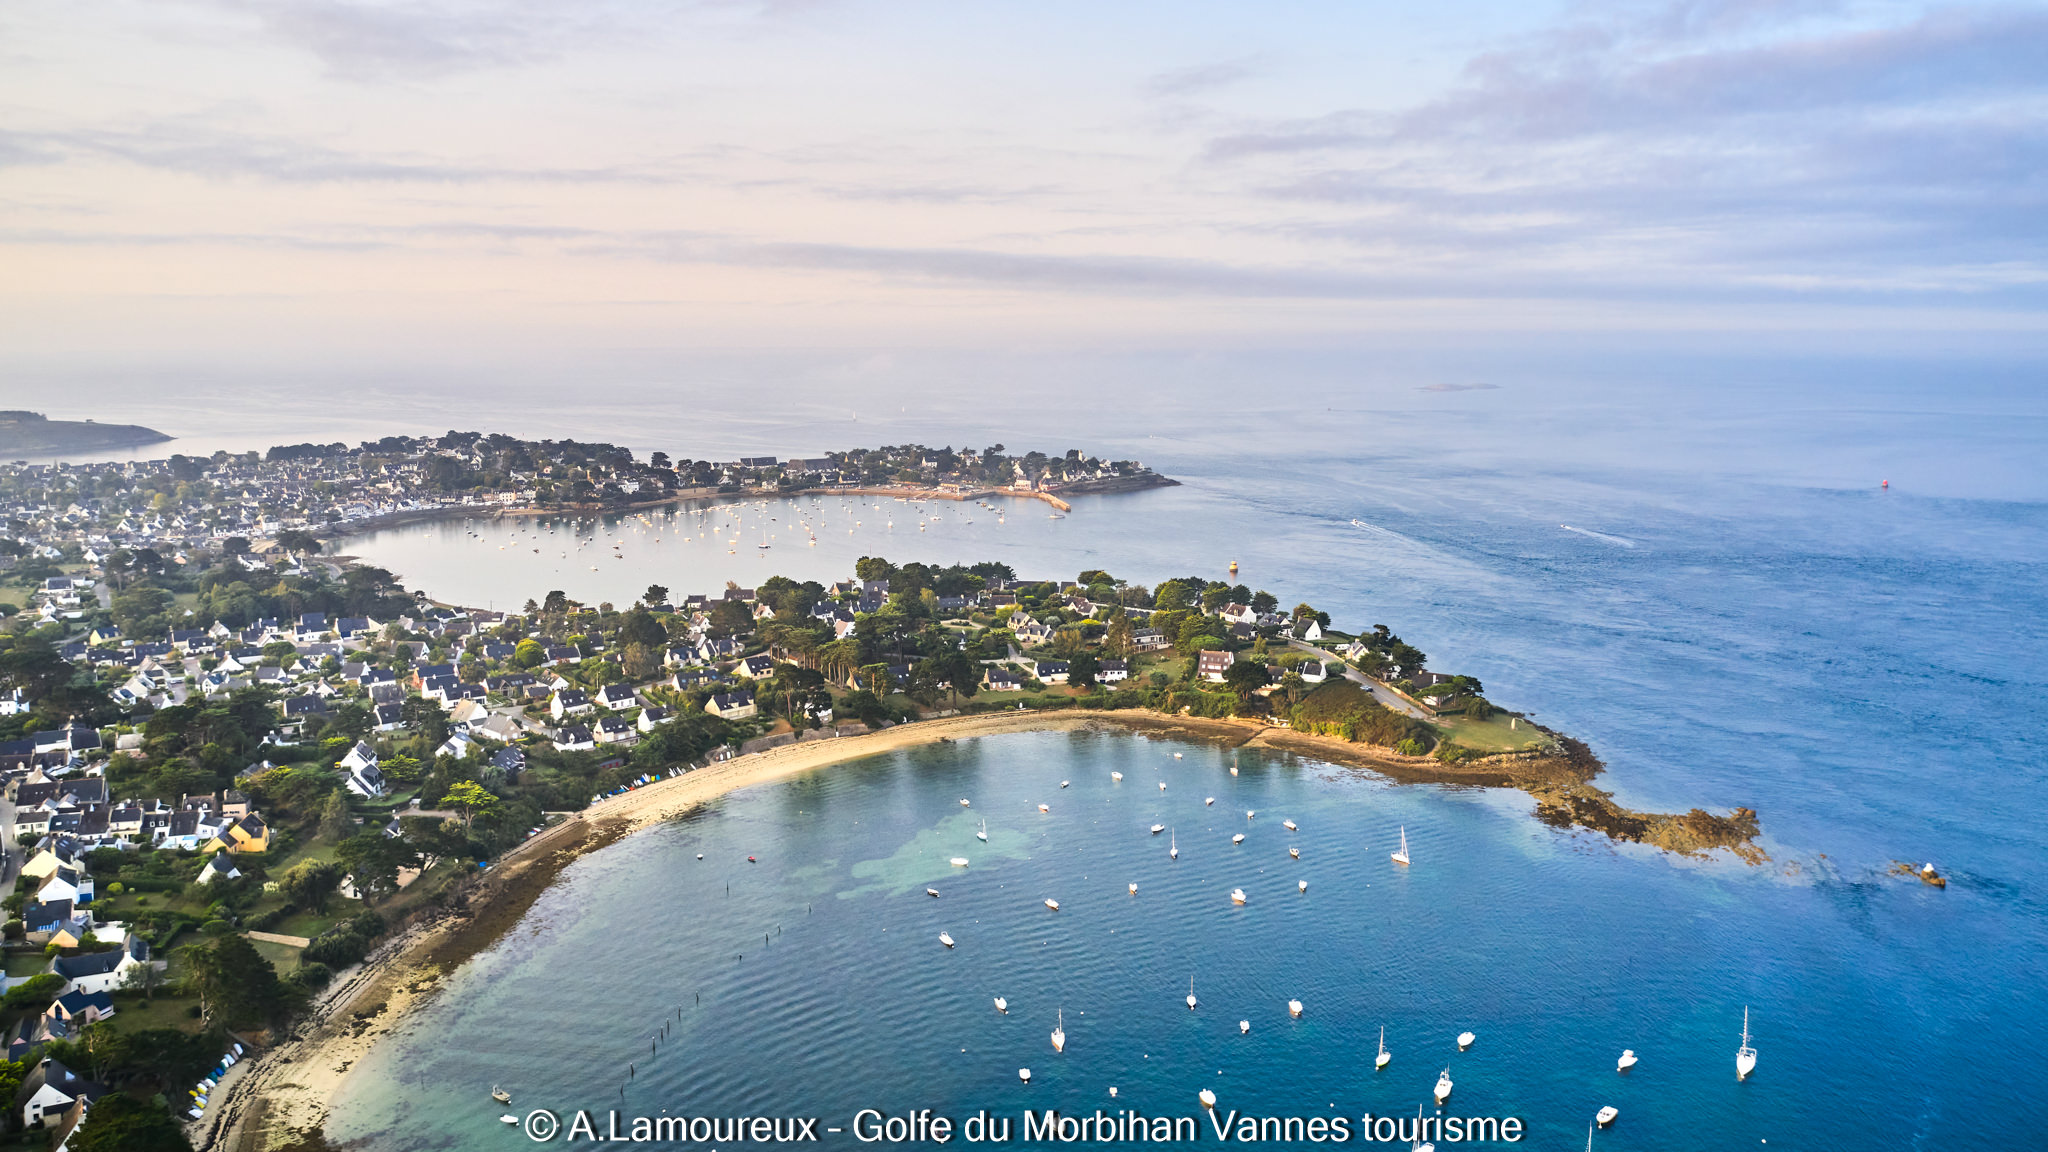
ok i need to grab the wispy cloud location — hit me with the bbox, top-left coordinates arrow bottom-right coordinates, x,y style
1145,58 -> 1263,98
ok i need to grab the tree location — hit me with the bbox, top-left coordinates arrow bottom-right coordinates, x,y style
1068,651 -> 1100,689
1222,659 -> 1271,700
274,529 -> 322,555
643,584 -> 669,606
854,555 -> 893,581
319,788 -> 355,841
1153,581 -> 1196,612
513,638 -> 546,668
1250,590 -> 1278,614
335,830 -> 421,903
180,934 -> 283,1027
280,859 -> 343,914
617,607 -> 667,650
443,780 -> 499,827
67,1092 -> 194,1152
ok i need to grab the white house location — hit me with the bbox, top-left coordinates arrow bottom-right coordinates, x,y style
339,741 -> 386,797
593,683 -> 642,710
1197,650 -> 1236,681
49,939 -> 149,996
195,852 -> 242,885
17,1058 -> 102,1130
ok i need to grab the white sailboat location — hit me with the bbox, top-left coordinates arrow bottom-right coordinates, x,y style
1392,826 -> 1411,866
1411,1104 -> 1435,1152
1052,1010 -> 1066,1053
1298,879 -> 1308,892
1434,1067 -> 1453,1104
1375,1026 -> 1391,1069
1239,1020 -> 1250,1034
1736,1007 -> 1758,1080
1170,829 -> 1179,859
977,820 -> 988,842
1186,976 -> 1198,1010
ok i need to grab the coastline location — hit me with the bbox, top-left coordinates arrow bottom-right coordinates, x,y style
205,707 -> 1759,1152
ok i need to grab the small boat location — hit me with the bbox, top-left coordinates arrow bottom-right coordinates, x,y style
1298,879 -> 1307,892
1458,1031 -> 1475,1050
977,820 -> 988,842
1061,780 -> 1070,788
1044,898 -> 1060,911
1392,826 -> 1411,866
1112,772 -> 1123,781
1434,1068 -> 1453,1103
1151,824 -> 1165,834
1174,752 -> 1184,760
1283,820 -> 1297,831
1052,1009 -> 1066,1053
1289,999 -> 1304,1018
1736,1007 -> 1758,1080
1596,1106 -> 1618,1127
1231,888 -> 1247,904
1246,810 -> 1255,819
950,857 -> 970,867
1187,976 -> 1199,1010
1233,833 -> 1245,844
492,1086 -> 511,1104
1198,1088 -> 1216,1108
1617,1049 -> 1638,1071
1039,804 -> 1050,812
995,997 -> 1008,1013
1020,1068 -> 1032,1083
961,799 -> 971,806
1230,765 -> 1238,776
1240,1020 -> 1250,1034
1375,1026 -> 1391,1069
1159,782 -> 1167,791
1205,797 -> 1215,806
939,932 -> 955,948
1129,882 -> 1138,895
501,1114 -> 520,1125
1170,829 -> 1179,859
1289,847 -> 1300,859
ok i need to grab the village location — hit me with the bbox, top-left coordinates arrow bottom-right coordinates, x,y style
0,455 -> 1537,1150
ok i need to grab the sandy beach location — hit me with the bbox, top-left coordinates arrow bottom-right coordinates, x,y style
201,706 -> 1753,1151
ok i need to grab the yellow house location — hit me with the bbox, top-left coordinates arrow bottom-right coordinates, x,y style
203,813 -> 270,855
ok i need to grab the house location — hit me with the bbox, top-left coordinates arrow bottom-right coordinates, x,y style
705,690 -> 757,721
20,839 -> 81,881
1012,616 -> 1054,647
15,1057 -> 102,1130
1098,659 -> 1130,683
49,938 -> 148,996
204,813 -> 271,854
1297,660 -> 1329,684
195,852 -> 241,885
1132,628 -> 1169,650
35,867 -> 92,906
1218,602 -> 1257,625
593,683 -> 641,711
593,716 -> 636,745
636,706 -> 673,732
339,741 -> 386,797
737,654 -> 778,679
47,990 -> 115,1026
21,900 -> 84,944
373,702 -> 406,731
435,732 -> 475,760
550,689 -> 593,719
1033,660 -> 1070,684
1294,618 -> 1324,642
1197,650 -> 1237,681
552,725 -> 596,752
983,666 -> 1023,692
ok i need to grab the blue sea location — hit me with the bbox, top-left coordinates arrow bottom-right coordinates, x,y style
68,351 -> 2047,1149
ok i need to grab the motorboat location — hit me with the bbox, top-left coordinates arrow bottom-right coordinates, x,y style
1233,833 -> 1245,844
927,887 -> 941,898
1129,882 -> 1138,895
1152,824 -> 1165,834
492,1086 -> 511,1104
1458,1032 -> 1475,1050
1112,772 -> 1123,781
1617,1049 -> 1638,1072
1240,1020 -> 1250,1034
1020,1068 -> 1031,1083
995,997 -> 1008,1013
1039,804 -> 1050,812
1283,820 -> 1297,831
1298,879 -> 1307,892
1289,847 -> 1300,859
950,857 -> 970,867
1434,1068 -> 1453,1103
1289,1000 -> 1304,1018
1206,797 -> 1215,806
1199,1089 -> 1216,1108
1044,898 -> 1060,911
1596,1107 -> 1618,1127
1231,888 -> 1247,904
939,933 -> 955,947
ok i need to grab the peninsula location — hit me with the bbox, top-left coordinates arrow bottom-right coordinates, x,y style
0,434 -> 1759,1152
0,410 -> 170,456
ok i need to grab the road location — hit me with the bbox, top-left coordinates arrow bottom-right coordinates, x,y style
1284,638 -> 1431,720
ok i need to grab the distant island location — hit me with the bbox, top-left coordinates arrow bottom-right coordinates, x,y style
0,410 -> 171,455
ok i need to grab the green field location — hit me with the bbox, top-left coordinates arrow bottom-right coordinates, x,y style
1437,713 -> 1551,753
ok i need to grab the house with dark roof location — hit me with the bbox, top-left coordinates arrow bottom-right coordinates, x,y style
15,1057 -> 103,1130
705,690 -> 756,720
50,938 -> 148,996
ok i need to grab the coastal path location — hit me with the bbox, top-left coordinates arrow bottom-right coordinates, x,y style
245,930 -> 313,948
1284,638 -> 1431,720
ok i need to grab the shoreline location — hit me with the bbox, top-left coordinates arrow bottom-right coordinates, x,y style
206,707 -> 1759,1152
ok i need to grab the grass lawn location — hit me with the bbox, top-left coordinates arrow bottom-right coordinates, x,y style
107,992 -> 209,1035
2,954 -> 50,978
271,903 -> 361,940
249,938 -> 303,970
1439,713 -> 1551,753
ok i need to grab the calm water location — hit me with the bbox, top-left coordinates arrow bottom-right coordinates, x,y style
327,730 -> 2035,1151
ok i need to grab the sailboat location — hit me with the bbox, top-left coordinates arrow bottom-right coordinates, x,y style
1736,1007 -> 1758,1080
1051,1010 -> 1066,1053
977,819 -> 988,842
1375,1026 -> 1390,1069
1392,826 -> 1411,866
1186,976 -> 1198,1010
1411,1104 -> 1435,1152
1434,1067 -> 1453,1104
994,997 -> 1008,1013
1170,829 -> 1179,859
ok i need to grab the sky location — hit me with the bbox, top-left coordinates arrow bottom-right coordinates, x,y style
1,0 -> 2045,379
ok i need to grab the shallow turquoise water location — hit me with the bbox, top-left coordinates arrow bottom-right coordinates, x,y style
328,726 -> 2012,1150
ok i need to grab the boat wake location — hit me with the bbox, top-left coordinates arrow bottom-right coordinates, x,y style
1559,525 -> 1636,548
